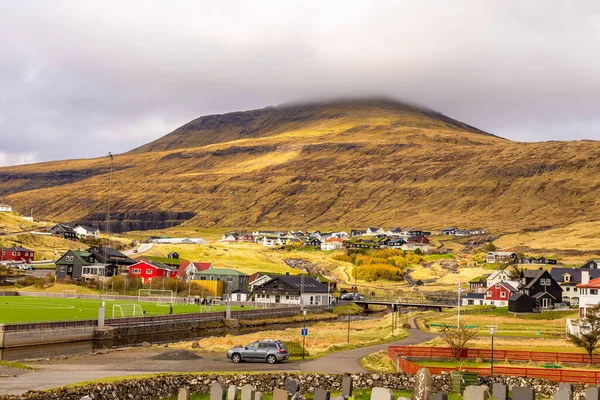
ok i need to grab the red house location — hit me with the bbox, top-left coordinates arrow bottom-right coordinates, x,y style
408,236 -> 430,244
485,282 -> 517,307
128,260 -> 177,284
175,261 -> 212,280
0,247 -> 35,263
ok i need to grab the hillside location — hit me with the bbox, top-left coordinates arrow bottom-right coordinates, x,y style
1,98 -> 600,234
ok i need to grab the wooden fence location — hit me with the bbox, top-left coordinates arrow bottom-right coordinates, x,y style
388,346 -> 600,384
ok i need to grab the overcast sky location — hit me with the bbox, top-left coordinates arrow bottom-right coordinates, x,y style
1,0 -> 600,166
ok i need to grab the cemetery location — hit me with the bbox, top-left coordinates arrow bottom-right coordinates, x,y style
0,371 -> 599,400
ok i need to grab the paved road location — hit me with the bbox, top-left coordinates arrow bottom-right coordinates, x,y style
0,326 -> 435,395
123,243 -> 153,256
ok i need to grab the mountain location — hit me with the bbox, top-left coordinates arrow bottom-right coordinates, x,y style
1,98 -> 600,234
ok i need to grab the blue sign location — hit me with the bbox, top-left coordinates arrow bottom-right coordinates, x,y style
301,328 -> 308,336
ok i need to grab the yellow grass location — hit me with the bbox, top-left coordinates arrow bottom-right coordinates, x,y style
496,221 -> 600,263
18,283 -> 99,294
171,313 -> 405,356
360,350 -> 397,372
422,336 -> 584,354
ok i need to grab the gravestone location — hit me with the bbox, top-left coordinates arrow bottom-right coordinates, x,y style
371,387 -> 394,400
274,388 -> 291,400
178,388 -> 191,400
331,396 -> 345,400
586,387 -> 600,400
314,388 -> 331,400
463,385 -> 489,400
211,383 -> 227,400
228,385 -> 239,400
430,392 -> 448,400
492,383 -> 508,400
411,368 -> 433,400
559,384 -> 573,393
512,387 -> 535,400
255,393 -> 264,400
342,375 -> 353,398
241,385 -> 256,400
81,397 -> 93,400
285,377 -> 301,396
553,388 -> 573,400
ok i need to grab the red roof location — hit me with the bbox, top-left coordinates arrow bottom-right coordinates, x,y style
176,261 -> 212,278
577,276 -> 600,289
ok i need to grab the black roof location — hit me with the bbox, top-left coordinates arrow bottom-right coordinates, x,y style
87,246 -> 136,265
463,293 -> 484,299
254,275 -> 328,293
2,246 -> 33,252
509,292 -> 528,301
232,288 -> 252,294
550,267 -> 600,283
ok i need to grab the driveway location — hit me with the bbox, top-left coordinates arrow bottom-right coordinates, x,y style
0,327 -> 435,395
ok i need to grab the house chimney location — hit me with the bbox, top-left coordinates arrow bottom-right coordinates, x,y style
582,270 -> 590,285
286,272 -> 289,275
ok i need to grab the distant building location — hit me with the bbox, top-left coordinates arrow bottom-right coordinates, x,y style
486,252 -> 517,264
73,225 -> 100,239
0,205 -> 13,213
128,260 -> 177,284
55,249 -> 114,280
193,268 -> 249,295
0,246 -> 34,263
48,223 -> 77,240
176,261 -> 212,281
252,275 -> 331,306
462,293 -> 485,306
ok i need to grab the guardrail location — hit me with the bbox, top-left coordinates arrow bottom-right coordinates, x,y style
1,305 -> 333,331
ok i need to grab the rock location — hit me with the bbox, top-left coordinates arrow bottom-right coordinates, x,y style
191,342 -> 200,349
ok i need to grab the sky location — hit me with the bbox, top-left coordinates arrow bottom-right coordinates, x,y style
1,0 -> 600,166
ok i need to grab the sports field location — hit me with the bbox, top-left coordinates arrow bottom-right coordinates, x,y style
0,296 -> 245,324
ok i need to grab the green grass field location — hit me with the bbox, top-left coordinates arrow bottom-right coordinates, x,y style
0,296 -> 248,324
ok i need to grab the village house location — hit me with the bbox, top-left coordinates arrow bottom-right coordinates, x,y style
485,282 -> 518,307
55,249 -> 115,281
286,237 -> 303,247
577,270 -> 600,318
252,274 -> 332,306
0,246 -> 35,264
386,238 -> 407,248
176,261 -> 212,281
128,259 -> 177,284
0,204 -> 13,212
365,227 -> 386,236
321,239 -> 343,251
48,223 -> 77,240
262,236 -> 284,247
461,293 -> 485,306
468,275 -> 489,291
398,229 -> 429,239
518,256 -> 558,265
87,245 -> 136,273
519,268 -> 562,309
73,225 -> 100,239
230,288 -> 252,302
486,251 -> 517,264
580,259 -> 600,270
302,237 -> 322,247
550,267 -> 600,306
249,272 -> 275,290
350,229 -> 367,237
486,269 -> 519,289
387,228 -> 403,237
193,268 -> 249,295
508,292 -> 536,313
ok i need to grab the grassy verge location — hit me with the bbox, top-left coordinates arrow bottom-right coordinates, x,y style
359,350 -> 396,372
0,360 -> 37,371
240,312 -> 338,327
331,303 -> 364,316
171,313 -> 407,359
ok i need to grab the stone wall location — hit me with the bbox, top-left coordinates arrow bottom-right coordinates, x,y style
0,372 -> 592,400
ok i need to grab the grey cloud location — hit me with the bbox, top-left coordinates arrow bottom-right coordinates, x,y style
1,0 -> 600,166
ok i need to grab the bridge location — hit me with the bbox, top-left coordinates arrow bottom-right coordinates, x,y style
352,297 -> 457,312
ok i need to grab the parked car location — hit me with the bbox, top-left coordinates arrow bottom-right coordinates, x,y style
340,293 -> 364,301
226,340 -> 288,364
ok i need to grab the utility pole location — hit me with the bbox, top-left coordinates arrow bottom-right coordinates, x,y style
228,191 -> 235,269
105,152 -> 114,276
347,310 -> 351,343
457,279 -> 462,329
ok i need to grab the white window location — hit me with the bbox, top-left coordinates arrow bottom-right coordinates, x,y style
592,290 -> 598,296
500,292 -> 506,298
487,291 -> 492,297
131,268 -> 141,274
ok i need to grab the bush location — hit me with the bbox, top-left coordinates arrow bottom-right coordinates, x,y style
282,340 -> 309,357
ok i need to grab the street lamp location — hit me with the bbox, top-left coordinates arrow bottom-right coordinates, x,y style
490,326 -> 496,375
302,310 -> 307,359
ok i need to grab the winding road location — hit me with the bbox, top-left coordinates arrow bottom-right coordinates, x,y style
0,323 -> 435,395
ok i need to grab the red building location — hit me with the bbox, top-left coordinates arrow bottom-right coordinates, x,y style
485,282 -> 517,307
127,260 -> 177,284
175,261 -> 212,280
408,236 -> 430,244
0,247 -> 35,263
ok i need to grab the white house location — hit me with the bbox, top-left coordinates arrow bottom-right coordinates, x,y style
462,293 -> 485,306
230,288 -> 253,302
0,205 -> 13,212
321,241 -> 343,251
577,270 -> 600,318
486,252 -> 517,264
486,269 -> 514,287
253,275 -> 332,306
262,236 -> 284,247
365,227 -> 386,236
74,225 -> 100,239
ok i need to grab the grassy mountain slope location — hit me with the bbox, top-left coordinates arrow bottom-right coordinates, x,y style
1,99 -> 599,234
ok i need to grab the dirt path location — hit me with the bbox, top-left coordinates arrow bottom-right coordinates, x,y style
0,325 -> 436,395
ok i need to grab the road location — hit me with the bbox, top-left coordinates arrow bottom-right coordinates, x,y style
0,326 -> 436,395
122,243 -> 153,256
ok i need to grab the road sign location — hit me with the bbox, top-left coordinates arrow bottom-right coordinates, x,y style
301,328 -> 308,336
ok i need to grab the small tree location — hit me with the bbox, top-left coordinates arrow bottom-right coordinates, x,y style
568,304 -> 600,364
485,242 -> 497,252
440,322 -> 478,360
506,265 -> 523,281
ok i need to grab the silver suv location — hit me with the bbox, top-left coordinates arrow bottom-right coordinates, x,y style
226,340 -> 289,364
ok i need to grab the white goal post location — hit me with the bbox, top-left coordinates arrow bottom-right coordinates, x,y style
62,290 -> 77,299
138,289 -> 174,305
112,304 -> 144,318
102,291 -> 119,301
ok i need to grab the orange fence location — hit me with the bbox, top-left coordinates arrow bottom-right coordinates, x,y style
388,346 -> 600,384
